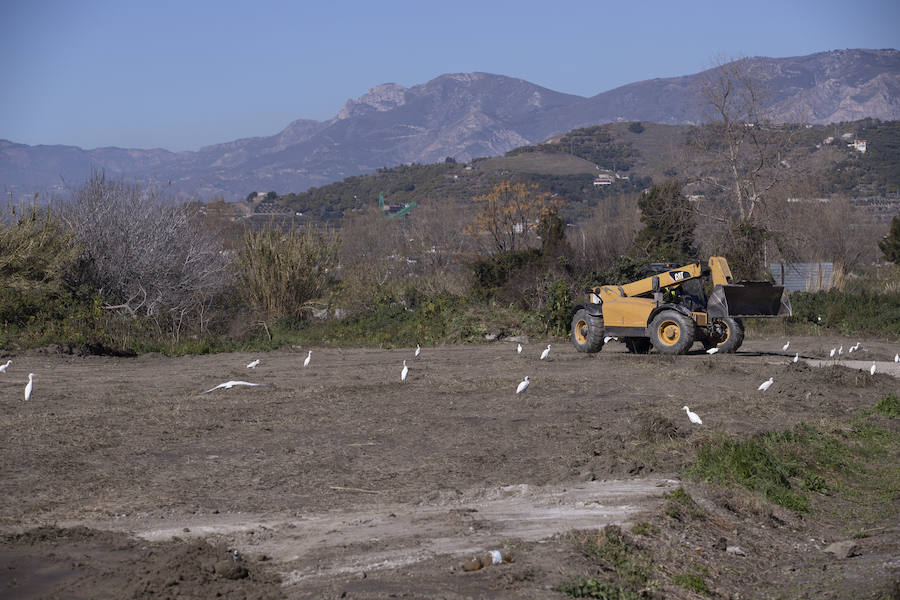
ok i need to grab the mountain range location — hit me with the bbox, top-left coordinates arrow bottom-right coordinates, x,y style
2,48 -> 898,202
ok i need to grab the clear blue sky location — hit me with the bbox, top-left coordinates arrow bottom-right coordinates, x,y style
1,0 -> 897,151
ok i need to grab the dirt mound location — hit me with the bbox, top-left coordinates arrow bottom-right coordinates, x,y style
1,527 -> 283,599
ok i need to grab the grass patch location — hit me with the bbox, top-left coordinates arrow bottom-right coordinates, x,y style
688,433 -> 812,512
686,411 -> 900,514
560,525 -> 656,598
556,577 -> 642,599
673,571 -> 710,594
663,486 -> 705,520
630,521 -> 659,537
874,394 -> 900,418
283,295 -> 546,347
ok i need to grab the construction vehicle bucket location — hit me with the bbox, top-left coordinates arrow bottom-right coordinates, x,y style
707,282 -> 792,318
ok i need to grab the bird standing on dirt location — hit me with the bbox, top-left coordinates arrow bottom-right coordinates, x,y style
870,363 -> 876,376
516,376 -> 530,394
758,377 -> 774,392
830,348 -> 836,358
517,343 -> 522,355
682,406 -> 702,425
200,381 -> 262,394
415,344 -> 421,357
24,373 -> 34,401
894,353 -> 899,363
246,359 -> 260,369
782,341 -> 790,351
304,350 -> 312,367
401,360 -> 408,381
0,360 -> 10,373
793,353 -> 799,363
540,344 -> 551,360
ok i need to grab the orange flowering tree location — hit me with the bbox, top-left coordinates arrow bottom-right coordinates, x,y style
468,180 -> 551,255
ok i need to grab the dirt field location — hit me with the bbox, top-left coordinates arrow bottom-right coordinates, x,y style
1,335 -> 898,598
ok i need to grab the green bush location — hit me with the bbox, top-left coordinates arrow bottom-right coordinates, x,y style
788,288 -> 900,335
544,279 -> 572,335
469,248 -> 542,295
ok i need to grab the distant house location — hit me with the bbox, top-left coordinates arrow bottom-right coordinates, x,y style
593,175 -> 613,186
850,139 -> 867,153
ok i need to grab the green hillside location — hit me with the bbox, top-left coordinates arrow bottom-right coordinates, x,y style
275,119 -> 900,225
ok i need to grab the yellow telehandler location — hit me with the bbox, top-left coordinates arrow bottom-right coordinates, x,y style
571,257 -> 791,355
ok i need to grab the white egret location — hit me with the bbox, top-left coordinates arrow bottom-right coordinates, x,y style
682,406 -> 702,425
758,377 -> 774,392
517,343 -> 523,355
415,344 -> 421,358
516,376 -> 530,394
895,353 -> 899,363
793,353 -> 799,363
24,373 -> 34,401
870,362 -> 876,376
0,359 -> 10,373
829,348 -> 836,358
246,359 -> 260,369
782,341 -> 790,351
401,360 -> 408,381
304,350 -> 312,367
838,345 -> 843,355
706,347 -> 719,354
540,344 -> 551,360
200,381 -> 262,394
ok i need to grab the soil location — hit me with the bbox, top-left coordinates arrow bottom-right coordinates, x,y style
0,335 -> 898,599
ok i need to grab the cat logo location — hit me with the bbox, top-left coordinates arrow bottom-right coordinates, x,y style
671,271 -> 691,281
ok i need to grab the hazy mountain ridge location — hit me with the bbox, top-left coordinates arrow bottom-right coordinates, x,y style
2,49 -> 897,201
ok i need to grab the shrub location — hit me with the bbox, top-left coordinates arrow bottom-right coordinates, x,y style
0,205 -> 75,293
64,172 -> 232,342
788,288 -> 900,335
236,221 -> 339,321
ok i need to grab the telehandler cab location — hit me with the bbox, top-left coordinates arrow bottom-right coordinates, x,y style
570,256 -> 791,355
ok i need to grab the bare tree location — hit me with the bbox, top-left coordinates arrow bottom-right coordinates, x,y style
568,194 -> 641,276
691,56 -> 804,277
406,200 -> 472,274
693,56 -> 788,223
64,172 -> 232,341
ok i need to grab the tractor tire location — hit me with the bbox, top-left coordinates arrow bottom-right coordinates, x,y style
702,317 -> 744,353
649,310 -> 696,355
571,309 -> 605,353
624,337 -> 652,354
